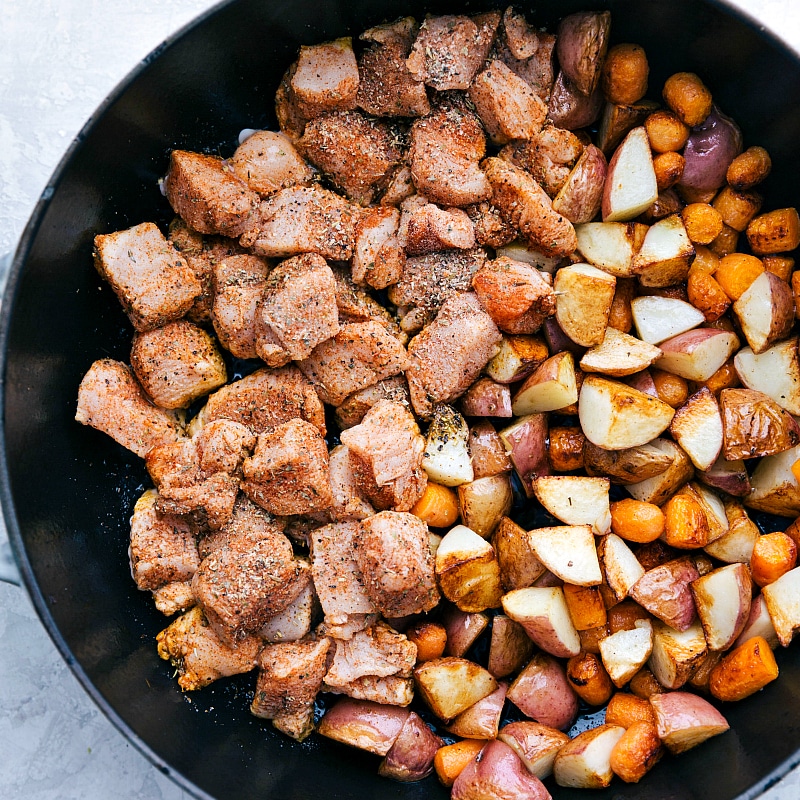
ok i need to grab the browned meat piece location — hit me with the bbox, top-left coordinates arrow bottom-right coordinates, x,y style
168,218 -> 246,324
335,376 -> 411,430
290,38 -> 360,120
164,150 -> 260,238
192,516 -> 304,644
328,444 -> 375,521
331,268 -> 407,343
130,320 -> 227,410
156,605 -> 262,690
147,419 -> 255,530
398,201 -> 476,256
94,222 -> 202,332
496,28 -> 556,102
472,256 -> 556,334
405,292 -> 503,417
483,156 -> 578,258
469,59 -> 548,145
500,125 -> 585,197
310,521 -> 377,627
357,18 -> 430,118
254,253 -> 339,366
323,623 -> 416,705
198,366 -> 326,436
283,513 -> 328,549
406,12 -> 500,91
380,164 -> 416,207
387,248 -> 487,322
351,206 -> 405,289
152,581 -> 195,616
465,201 -> 517,248
251,637 -> 331,741
502,6 -> 539,59
242,418 -> 333,515
327,675 -> 414,706
230,130 -> 314,195
75,359 -> 184,458
275,65 -> 309,141
356,511 -> 439,617
339,400 -> 427,511
240,185 -> 359,261
129,489 -> 200,591
259,563 -> 316,643
211,254 -> 270,360
298,321 -> 409,406
299,111 -> 403,206
409,95 -> 491,207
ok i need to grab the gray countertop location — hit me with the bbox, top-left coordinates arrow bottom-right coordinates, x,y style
2,0 -> 800,798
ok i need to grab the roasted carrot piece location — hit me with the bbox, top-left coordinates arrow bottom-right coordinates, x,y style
434,740 -> 486,787
605,692 -> 656,728
750,532 -> 798,588
406,621 -> 448,663
411,482 -> 460,528
563,583 -> 608,630
610,499 -> 665,543
610,720 -> 663,783
709,636 -> 779,702
567,652 -> 614,706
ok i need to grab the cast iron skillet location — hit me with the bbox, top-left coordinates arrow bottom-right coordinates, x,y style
4,0 -> 800,798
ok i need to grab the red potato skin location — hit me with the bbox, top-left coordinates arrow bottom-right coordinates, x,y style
630,558 -> 700,631
556,11 -> 612,96
507,653 -> 579,731
680,106 -> 743,193
649,691 -> 730,754
552,144 -> 608,224
451,739 -> 552,800
502,413 -> 550,497
317,698 -> 410,756
379,712 -> 443,782
548,70 -> 604,130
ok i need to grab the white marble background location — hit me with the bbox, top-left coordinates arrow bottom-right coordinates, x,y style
2,0 -> 800,798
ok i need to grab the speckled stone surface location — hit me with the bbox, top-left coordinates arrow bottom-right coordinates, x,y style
2,1 -> 800,798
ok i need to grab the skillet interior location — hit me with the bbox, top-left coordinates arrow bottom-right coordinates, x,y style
4,0 -> 800,798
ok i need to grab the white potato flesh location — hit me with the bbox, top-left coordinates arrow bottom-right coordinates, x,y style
600,533 -> 645,602
414,657 -> 498,721
553,724 -> 626,789
648,620 -> 707,690
598,620 -> 654,686
691,563 -> 752,651
670,388 -> 723,471
501,587 -> 581,658
656,328 -> 740,382
512,352 -> 577,415
762,566 -> 800,647
528,525 -> 603,586
733,594 -> 780,650
554,263 -> 616,348
746,444 -> 800,518
734,338 -> 800,416
632,213 -> 695,287
631,295 -> 705,345
580,327 -> 663,377
574,221 -> 647,277
422,405 -> 474,487
625,438 -> 694,506
533,476 -> 611,533
602,127 -> 658,223
732,270 -> 794,355
704,500 -> 759,564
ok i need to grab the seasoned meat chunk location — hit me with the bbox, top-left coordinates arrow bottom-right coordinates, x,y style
251,637 -> 331,741
406,292 -> 503,417
254,253 -> 339,366
496,27 -> 557,102
469,59 -> 548,145
483,156 -> 578,257
192,519 -> 304,644
387,248 -> 487,321
230,130 -> 314,196
242,418 -> 333,515
129,489 -> 200,591
351,206 -> 405,289
502,6 -> 540,59
472,256 -> 556,334
197,366 -> 326,436
164,150 -> 260,238
331,267 -> 406,343
195,418 -> 258,475
327,675 -> 414,706
211,254 -> 271,360
410,95 -> 491,207
298,321 -> 409,406
94,222 -> 202,332
465,201 -> 517,248
290,38 -> 360,120
259,563 -> 316,643
357,18 -> 430,118
356,511 -> 439,616
328,444 -> 375,521
241,185 -> 359,261
130,320 -> 227,409
299,111 -> 403,206
398,201 -> 476,255
339,400 -> 427,511
152,581 -> 195,616
380,164 -> 416,207
156,606 -> 262,690
197,494 -> 286,560
406,12 -> 500,91
335,376 -> 411,430
310,521 -> 377,626
275,65 -> 310,141
75,359 -> 184,458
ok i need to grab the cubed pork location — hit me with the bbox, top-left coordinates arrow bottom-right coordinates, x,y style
502,6 -> 540,59
156,605 -> 262,690
409,95 -> 491,207
472,256 -> 556,334
129,489 -> 200,591
290,38 -> 360,120
334,376 -> 411,430
483,156 -> 578,257
496,26 -> 557,102
327,675 -> 414,706
230,130 -> 314,195
254,253 -> 339,366
406,13 -> 500,91
259,562 -> 316,643
379,164 -> 416,207
250,637 -> 331,741
130,320 -> 227,409
465,201 -> 517,248
240,185 -> 359,261
152,581 -> 195,616
242,418 -> 333,515
75,359 -> 184,458
94,222 -> 202,332
397,201 -> 476,256
211,253 -> 271,360
351,206 -> 405,289
164,150 -> 260,238
406,291 -> 503,417
469,59 -> 548,145
339,400 -> 427,511
299,111 -> 403,206
356,511 -> 439,616
331,267 -> 407,343
298,321 -> 409,406
196,366 -> 326,436
328,444 -> 374,521
357,18 -> 430,118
